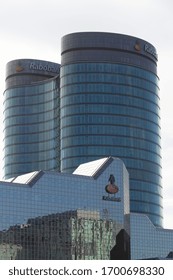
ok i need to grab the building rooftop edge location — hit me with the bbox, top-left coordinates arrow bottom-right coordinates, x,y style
61,31 -> 157,49
6,58 -> 60,67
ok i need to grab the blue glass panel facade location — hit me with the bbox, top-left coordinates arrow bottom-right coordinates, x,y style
3,33 -> 163,228
0,157 -> 130,260
130,213 -> 173,259
3,59 -> 60,179
60,32 -> 162,227
0,157 -> 172,260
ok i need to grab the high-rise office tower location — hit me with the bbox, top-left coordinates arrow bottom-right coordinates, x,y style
3,32 -> 162,227
3,59 -> 60,179
60,32 -> 162,227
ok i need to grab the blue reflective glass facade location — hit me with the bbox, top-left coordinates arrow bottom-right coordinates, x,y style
130,213 -> 173,259
0,157 -> 172,260
60,32 -> 162,227
0,157 -> 130,260
3,59 -> 60,179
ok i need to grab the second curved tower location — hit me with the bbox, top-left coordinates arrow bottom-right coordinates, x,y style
60,32 -> 162,227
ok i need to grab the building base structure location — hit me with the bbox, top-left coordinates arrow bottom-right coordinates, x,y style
0,157 -> 172,260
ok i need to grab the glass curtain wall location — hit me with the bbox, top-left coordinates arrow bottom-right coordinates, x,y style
60,32 -> 162,227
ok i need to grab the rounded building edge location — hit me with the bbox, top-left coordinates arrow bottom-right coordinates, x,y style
61,32 -> 158,73
5,59 -> 60,89
61,32 -> 157,60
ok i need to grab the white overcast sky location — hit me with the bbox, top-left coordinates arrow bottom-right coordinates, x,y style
0,0 -> 173,229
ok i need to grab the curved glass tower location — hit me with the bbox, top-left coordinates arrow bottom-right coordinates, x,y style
60,32 -> 162,227
4,59 -> 60,179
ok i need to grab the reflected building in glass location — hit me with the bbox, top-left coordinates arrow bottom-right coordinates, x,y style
60,32 -> 162,227
3,59 -> 60,179
0,157 -> 173,260
0,157 -> 130,260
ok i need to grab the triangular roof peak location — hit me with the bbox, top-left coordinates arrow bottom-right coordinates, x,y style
3,171 -> 44,187
73,157 -> 114,179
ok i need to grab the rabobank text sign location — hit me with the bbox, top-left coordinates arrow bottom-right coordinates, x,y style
29,62 -> 59,74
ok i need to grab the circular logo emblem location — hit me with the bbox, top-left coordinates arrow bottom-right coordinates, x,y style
134,42 -> 141,52
16,65 -> 24,72
105,183 -> 119,194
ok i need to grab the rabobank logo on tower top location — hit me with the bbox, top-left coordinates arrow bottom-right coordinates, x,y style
29,62 -> 59,74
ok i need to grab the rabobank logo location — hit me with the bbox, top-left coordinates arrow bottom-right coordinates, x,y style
102,174 -> 121,202
29,62 -> 59,74
134,41 -> 141,52
105,174 -> 119,194
16,65 -> 24,72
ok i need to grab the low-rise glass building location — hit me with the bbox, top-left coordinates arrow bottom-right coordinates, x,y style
0,157 -> 130,260
0,157 -> 173,260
